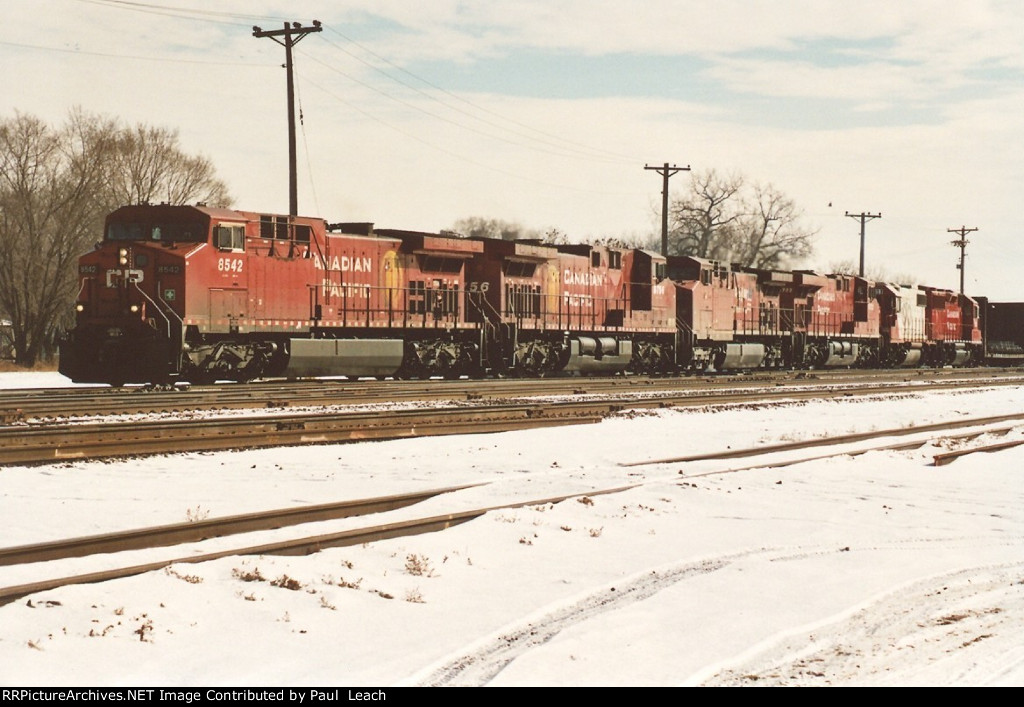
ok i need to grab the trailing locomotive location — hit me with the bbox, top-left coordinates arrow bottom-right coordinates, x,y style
59,203 -> 991,386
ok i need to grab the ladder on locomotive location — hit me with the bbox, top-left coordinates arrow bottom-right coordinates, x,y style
466,291 -> 514,374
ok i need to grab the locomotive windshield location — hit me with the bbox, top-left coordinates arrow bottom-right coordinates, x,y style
106,220 -> 208,243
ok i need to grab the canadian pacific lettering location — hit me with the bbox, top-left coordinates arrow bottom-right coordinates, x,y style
563,269 -> 604,286
314,254 -> 374,273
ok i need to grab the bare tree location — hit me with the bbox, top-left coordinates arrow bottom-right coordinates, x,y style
667,169 -> 815,268
735,182 -> 815,269
104,123 -> 231,208
0,110 -> 233,366
668,169 -> 745,260
451,216 -> 531,241
452,217 -> 576,244
542,227 -> 570,245
0,112 -> 113,365
829,259 -> 919,285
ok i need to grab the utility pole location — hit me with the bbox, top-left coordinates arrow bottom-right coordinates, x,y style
645,163 -> 690,257
844,211 -> 882,277
253,20 -> 323,217
948,225 -> 978,294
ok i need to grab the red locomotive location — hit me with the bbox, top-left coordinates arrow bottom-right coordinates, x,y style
59,203 -> 988,385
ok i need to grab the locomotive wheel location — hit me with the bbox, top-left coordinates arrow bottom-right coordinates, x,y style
513,340 -> 555,377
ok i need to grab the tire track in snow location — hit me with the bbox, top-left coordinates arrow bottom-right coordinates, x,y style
695,561 -> 1024,686
410,555 -> 733,686
413,539 -> 1024,687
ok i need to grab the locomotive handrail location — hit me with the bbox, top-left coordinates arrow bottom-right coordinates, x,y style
806,311 -> 852,337
549,291 -> 628,332
315,282 -> 469,330
156,290 -> 185,373
132,282 -> 171,340
156,293 -> 184,326
470,289 -> 502,324
675,317 -> 693,338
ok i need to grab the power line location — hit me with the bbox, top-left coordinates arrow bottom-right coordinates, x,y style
66,1 -> 647,174
74,0 -> 277,25
0,39 -> 264,67
53,1 -> 654,216
303,41 -> 631,166
74,1 -> 638,166
294,63 -> 320,218
321,27 -> 638,166
298,74 -> 644,199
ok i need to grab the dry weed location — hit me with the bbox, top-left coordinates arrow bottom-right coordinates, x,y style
404,554 -> 435,577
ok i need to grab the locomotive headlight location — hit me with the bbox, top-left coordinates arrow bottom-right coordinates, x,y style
75,303 -> 85,312
129,304 -> 140,313
118,248 -> 129,266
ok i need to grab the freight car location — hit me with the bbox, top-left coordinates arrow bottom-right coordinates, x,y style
59,203 -> 991,385
976,298 -> 1024,365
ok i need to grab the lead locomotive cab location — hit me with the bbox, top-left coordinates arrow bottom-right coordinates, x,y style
60,204 -> 438,385
59,204 -> 211,385
59,204 -> 323,385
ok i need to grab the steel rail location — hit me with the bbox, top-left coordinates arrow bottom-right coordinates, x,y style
1,374 -> 752,418
2,378 -> 1021,466
0,404 -> 604,465
0,485 -> 637,607
675,427 -> 1018,477
3,368 -> 1020,422
0,483 -> 482,567
622,412 -> 1024,467
0,376 -> 715,422
932,438 -> 1024,467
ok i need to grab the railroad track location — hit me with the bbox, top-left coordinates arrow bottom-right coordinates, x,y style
620,412 -> 1024,472
3,367 -> 1020,422
0,484 -> 636,607
0,402 -> 604,465
4,408 -> 1020,606
2,376 -> 1022,465
0,483 -> 482,566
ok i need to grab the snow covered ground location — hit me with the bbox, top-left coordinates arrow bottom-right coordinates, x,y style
0,372 -> 1022,686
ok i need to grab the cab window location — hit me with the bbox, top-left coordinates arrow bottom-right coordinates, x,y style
107,221 -> 206,242
215,224 -> 245,251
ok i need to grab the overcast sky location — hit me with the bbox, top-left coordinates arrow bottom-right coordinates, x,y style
3,1 -> 1022,298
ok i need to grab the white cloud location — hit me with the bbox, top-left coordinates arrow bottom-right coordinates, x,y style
3,0 -> 1021,297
